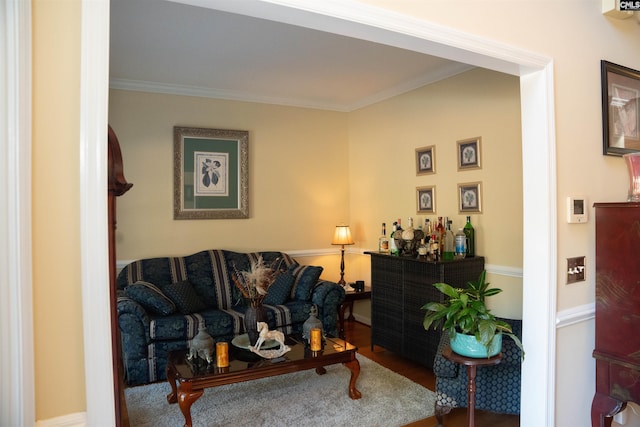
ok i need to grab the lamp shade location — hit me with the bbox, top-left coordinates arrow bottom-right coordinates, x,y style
331,225 -> 354,246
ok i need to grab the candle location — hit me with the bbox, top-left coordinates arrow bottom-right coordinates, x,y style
216,342 -> 229,367
310,328 -> 322,351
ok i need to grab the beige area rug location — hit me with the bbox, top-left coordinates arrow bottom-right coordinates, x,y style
125,354 -> 436,427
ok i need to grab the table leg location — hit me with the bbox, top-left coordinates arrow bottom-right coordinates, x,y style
346,301 -> 355,321
344,359 -> 362,399
166,365 -> 178,404
177,385 -> 204,427
466,365 -> 478,427
338,303 -> 347,339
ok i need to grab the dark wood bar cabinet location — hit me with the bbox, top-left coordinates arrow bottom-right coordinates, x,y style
591,202 -> 640,427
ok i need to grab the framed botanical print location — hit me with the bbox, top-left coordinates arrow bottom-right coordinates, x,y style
417,186 -> 436,214
458,182 -> 482,213
416,145 -> 436,175
174,126 -> 249,219
457,137 -> 482,170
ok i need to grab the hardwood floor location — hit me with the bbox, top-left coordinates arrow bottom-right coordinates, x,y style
344,320 -> 520,427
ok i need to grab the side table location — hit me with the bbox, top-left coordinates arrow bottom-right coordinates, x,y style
442,346 -> 502,427
338,286 -> 371,339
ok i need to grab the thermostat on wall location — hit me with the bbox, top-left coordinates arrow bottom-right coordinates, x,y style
567,196 -> 588,223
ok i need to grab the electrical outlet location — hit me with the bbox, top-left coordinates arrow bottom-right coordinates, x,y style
567,256 -> 586,284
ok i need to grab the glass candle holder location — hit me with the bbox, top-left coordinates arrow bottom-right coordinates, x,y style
623,153 -> 640,202
310,328 -> 322,351
216,342 -> 229,368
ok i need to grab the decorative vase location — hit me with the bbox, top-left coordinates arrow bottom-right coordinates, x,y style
244,302 -> 267,346
450,332 -> 502,358
623,153 -> 640,202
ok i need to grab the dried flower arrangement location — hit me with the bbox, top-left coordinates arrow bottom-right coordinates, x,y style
231,256 -> 283,306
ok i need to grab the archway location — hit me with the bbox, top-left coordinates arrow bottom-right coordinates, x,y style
80,2 -> 556,426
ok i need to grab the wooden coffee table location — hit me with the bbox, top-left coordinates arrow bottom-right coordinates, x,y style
166,335 -> 361,427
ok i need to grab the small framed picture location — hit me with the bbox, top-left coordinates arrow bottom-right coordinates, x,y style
457,137 -> 482,170
417,186 -> 436,214
415,145 -> 436,175
458,182 -> 482,213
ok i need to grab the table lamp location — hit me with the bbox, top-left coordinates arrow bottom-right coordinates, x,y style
331,225 -> 354,287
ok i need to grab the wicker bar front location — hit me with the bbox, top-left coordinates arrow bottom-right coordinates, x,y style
368,253 -> 485,368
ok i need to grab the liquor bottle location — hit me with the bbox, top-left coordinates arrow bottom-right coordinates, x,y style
402,216 -> 415,241
454,228 -> 467,259
424,218 -> 432,241
389,222 -> 399,256
418,238 -> 428,260
463,215 -> 475,257
435,217 -> 445,255
430,233 -> 439,261
443,220 -> 455,260
378,222 -> 390,254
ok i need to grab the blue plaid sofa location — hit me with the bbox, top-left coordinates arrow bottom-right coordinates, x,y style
433,318 -> 523,424
116,249 -> 345,385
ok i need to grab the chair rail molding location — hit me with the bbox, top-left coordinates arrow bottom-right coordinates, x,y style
556,303 -> 595,329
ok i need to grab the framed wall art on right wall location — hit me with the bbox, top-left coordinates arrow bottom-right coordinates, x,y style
457,137 -> 482,170
458,182 -> 482,214
601,60 -> 640,156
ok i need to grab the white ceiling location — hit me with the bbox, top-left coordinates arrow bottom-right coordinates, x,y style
109,0 -> 472,112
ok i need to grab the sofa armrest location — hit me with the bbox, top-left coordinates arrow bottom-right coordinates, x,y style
311,280 -> 345,337
117,296 -> 152,349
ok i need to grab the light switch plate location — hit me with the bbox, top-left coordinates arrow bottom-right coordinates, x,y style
567,256 -> 586,284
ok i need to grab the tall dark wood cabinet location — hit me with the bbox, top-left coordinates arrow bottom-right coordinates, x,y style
367,253 -> 484,367
591,202 -> 640,427
108,126 -> 132,427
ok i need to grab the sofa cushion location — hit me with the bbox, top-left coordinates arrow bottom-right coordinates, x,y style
124,281 -> 176,316
263,270 -> 295,305
160,280 -> 206,314
290,265 -> 323,301
149,309 -> 238,341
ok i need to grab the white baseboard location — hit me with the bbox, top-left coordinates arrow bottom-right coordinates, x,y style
36,412 -> 86,427
352,313 -> 371,326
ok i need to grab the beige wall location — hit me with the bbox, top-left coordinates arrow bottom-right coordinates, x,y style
358,1 -> 640,426
32,0 -> 86,420
111,68 -> 523,320
109,90 -> 350,260
348,67 -> 523,320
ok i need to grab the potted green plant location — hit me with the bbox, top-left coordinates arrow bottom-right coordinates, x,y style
421,270 -> 524,358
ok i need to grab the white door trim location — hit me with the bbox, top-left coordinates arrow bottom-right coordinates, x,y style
79,0 -> 115,425
81,1 -> 557,426
1,0 -> 35,426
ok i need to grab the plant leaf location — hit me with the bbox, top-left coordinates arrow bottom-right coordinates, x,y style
433,282 -> 459,298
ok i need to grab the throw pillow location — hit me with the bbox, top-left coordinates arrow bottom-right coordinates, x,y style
290,265 -> 323,301
160,280 -> 207,314
263,270 -> 295,306
124,281 -> 176,316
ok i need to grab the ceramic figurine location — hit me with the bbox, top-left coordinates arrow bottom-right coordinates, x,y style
187,326 -> 214,364
249,322 -> 291,359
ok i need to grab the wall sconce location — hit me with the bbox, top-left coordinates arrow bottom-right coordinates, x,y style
331,225 -> 355,287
